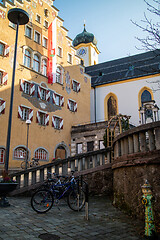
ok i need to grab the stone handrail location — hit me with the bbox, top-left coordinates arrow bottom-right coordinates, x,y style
9,147 -> 112,194
113,121 -> 160,159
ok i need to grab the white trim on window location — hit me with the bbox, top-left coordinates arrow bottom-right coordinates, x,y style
25,25 -> 33,39
34,30 -> 41,44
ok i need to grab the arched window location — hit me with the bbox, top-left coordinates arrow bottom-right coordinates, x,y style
56,66 -> 61,84
34,148 -> 48,161
14,147 -> 26,160
104,93 -> 118,121
24,49 -> 31,68
33,54 -> 40,72
141,90 -> 152,105
42,59 -> 47,76
138,87 -> 153,108
107,96 -> 117,120
0,148 -> 5,164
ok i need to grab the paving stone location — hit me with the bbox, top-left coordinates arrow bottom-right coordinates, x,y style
0,196 -> 145,240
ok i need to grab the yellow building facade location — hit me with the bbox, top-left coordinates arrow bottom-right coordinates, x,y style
0,0 -> 91,169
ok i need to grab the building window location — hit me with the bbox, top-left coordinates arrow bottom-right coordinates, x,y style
42,37 -> 48,48
9,21 -> 16,29
77,143 -> 83,154
0,71 -> 3,84
36,111 -> 49,126
24,81 -> 30,95
20,79 -> 35,96
37,86 -> 50,101
0,71 -> 8,86
0,148 -> 5,164
34,31 -> 41,44
72,80 -> 80,92
68,53 -> 72,64
55,94 -> 60,106
57,47 -> 62,57
56,67 -> 63,84
25,25 -> 32,39
18,105 -> 33,121
36,14 -> 41,23
0,98 -> 6,114
0,42 -> 4,56
42,59 -> 47,76
68,99 -> 77,112
99,140 -> 105,149
35,148 -> 48,161
108,96 -> 117,120
33,54 -> 40,72
53,92 -> 64,106
141,90 -> 152,106
24,49 -> 31,68
44,20 -> 49,28
52,116 -> 63,130
44,9 -> 49,17
14,147 -> 26,160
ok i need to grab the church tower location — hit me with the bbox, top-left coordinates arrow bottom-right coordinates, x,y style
73,25 -> 100,67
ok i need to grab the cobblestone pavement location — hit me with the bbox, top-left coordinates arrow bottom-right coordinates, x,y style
0,196 -> 145,240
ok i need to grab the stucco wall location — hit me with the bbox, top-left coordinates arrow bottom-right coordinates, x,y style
91,75 -> 160,126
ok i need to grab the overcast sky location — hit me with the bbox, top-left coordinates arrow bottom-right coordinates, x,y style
54,0 -> 159,63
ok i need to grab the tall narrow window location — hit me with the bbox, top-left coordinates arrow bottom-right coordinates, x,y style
108,96 -> 117,120
33,54 -> 40,72
34,31 -> 41,44
42,59 -> 47,76
25,25 -> 32,39
24,49 -> 31,68
56,67 -> 62,84
141,90 -> 152,106
0,42 -> 4,55
0,148 -> 5,164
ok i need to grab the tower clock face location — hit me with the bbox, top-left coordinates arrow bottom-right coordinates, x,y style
77,47 -> 87,56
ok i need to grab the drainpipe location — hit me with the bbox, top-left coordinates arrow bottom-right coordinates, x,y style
93,86 -> 96,123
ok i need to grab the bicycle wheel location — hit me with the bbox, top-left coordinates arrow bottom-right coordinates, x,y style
30,161 -> 40,168
31,189 -> 54,213
21,161 -> 29,169
67,188 -> 85,211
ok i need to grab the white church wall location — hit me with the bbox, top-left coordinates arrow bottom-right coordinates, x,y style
91,75 -> 160,126
90,47 -> 98,65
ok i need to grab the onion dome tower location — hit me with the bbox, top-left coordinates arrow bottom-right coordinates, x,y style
73,24 -> 100,67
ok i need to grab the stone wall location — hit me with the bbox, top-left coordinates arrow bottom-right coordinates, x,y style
112,150 -> 160,223
78,164 -> 113,196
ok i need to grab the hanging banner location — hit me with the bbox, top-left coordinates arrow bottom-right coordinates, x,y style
47,18 -> 57,84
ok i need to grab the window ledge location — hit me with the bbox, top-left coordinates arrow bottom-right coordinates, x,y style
20,64 -> 48,79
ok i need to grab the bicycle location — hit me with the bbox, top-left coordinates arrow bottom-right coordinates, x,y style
31,171 -> 86,213
21,158 -> 40,169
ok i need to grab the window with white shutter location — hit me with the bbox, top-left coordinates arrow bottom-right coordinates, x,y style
0,42 -> 9,57
52,116 -> 63,130
0,98 -> 6,115
36,111 -> 49,126
37,86 -> 50,102
18,105 -> 33,121
67,99 -> 77,112
0,71 -> 8,86
20,79 -> 35,96
72,80 -> 80,93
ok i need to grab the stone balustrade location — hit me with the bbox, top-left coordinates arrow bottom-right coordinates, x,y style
9,147 -> 112,195
113,121 -> 160,159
